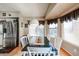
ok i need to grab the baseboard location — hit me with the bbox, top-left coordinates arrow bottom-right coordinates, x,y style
61,48 -> 72,56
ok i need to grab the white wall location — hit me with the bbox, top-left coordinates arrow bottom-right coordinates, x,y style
44,21 -> 49,37
19,17 -> 28,37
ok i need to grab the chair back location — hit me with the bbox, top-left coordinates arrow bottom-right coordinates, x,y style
20,36 -> 28,48
55,37 -> 63,55
49,37 -> 63,55
49,37 -> 55,47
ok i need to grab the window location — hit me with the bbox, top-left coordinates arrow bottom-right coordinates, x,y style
63,21 -> 72,33
28,20 -> 44,45
63,17 -> 79,46
36,24 -> 44,37
36,24 -> 44,44
48,23 -> 57,38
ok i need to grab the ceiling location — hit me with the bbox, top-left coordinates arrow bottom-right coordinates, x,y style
0,3 -> 78,19
45,3 -> 79,19
0,3 -> 49,17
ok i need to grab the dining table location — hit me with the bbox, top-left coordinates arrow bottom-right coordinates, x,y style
21,44 -> 58,56
21,36 -> 58,56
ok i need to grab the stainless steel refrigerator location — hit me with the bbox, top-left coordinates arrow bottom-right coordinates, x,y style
0,18 -> 19,49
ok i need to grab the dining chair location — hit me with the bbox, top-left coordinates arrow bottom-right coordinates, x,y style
55,37 -> 63,55
20,36 -> 28,48
49,37 -> 55,47
49,37 -> 63,55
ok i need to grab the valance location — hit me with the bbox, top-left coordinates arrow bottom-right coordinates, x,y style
60,8 -> 79,23
47,18 -> 58,24
39,21 -> 45,25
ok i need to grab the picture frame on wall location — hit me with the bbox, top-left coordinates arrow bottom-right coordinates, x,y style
2,13 -> 6,16
25,24 -> 28,28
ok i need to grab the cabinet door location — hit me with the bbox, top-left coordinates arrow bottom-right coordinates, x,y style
0,35 -> 3,46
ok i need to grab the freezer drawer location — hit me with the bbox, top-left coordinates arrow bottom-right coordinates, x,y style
5,37 -> 16,48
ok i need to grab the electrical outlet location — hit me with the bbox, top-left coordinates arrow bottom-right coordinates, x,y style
73,48 -> 77,53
